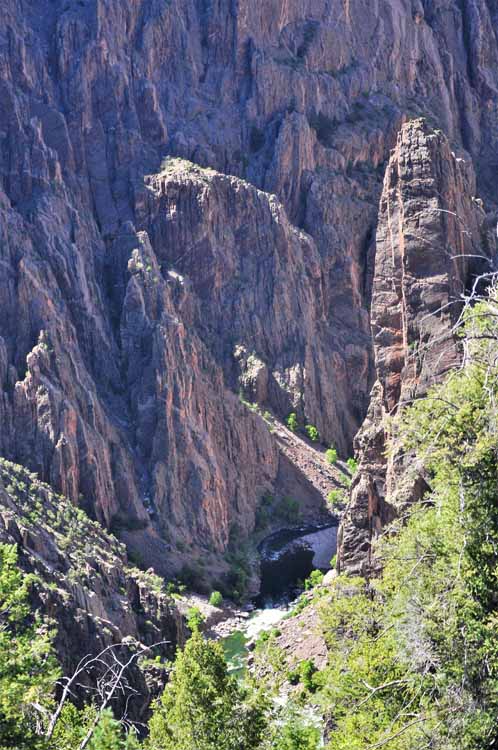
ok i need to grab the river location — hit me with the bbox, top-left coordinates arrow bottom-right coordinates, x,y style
222,523 -> 337,676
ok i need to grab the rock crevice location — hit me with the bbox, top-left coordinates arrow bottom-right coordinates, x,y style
338,119 -> 495,574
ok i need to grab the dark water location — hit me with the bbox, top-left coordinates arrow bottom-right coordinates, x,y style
222,524 -> 338,676
222,526 -> 337,678
255,524 -> 337,607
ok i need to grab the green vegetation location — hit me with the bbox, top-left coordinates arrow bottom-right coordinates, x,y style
165,580 -> 186,596
262,411 -> 274,431
286,412 -> 298,432
255,493 -> 274,531
177,559 -> 211,594
223,533 -> 252,602
238,395 -> 274,433
256,492 -> 302,530
284,593 -> 311,619
52,704 -> 141,749
287,659 -> 317,692
186,606 -> 206,632
305,424 -> 319,442
147,631 -> 268,750
325,447 -> 337,464
311,289 -> 498,749
0,543 -> 59,750
127,548 -> 146,568
0,539 -> 161,749
269,714 -> 320,750
255,628 -> 281,650
326,489 -> 344,508
0,457 -> 167,599
52,703 -> 141,750
304,569 -> 324,590
276,495 -> 300,524
88,709 -> 140,750
0,463 -> 315,749
209,590 -> 223,607
6,289 -> 498,749
345,457 -> 358,474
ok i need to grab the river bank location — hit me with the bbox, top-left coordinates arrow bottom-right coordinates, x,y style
176,522 -> 337,679
221,522 -> 338,675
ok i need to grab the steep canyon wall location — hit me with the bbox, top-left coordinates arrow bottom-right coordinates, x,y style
1,0 -> 498,572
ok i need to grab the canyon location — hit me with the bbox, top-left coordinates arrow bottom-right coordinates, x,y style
2,0 -> 498,683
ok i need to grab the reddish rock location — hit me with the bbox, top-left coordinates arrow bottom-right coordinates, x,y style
0,0 -> 498,575
338,120 -> 495,575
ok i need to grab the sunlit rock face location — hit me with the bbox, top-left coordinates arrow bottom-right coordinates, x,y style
0,0 -> 497,570
339,119 -> 495,574
0,459 -> 187,718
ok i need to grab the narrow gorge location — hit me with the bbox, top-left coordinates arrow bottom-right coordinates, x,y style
1,1 -> 498,748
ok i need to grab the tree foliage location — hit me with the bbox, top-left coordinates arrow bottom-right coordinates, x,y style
286,413 -> 298,432
8,289 -> 498,750
305,425 -> 319,442
316,290 -> 498,749
0,543 -> 59,750
147,631 -> 268,750
209,590 -> 223,607
186,605 -> 206,632
267,712 -> 320,750
325,448 -> 338,465
88,709 -> 140,750
51,704 -> 139,750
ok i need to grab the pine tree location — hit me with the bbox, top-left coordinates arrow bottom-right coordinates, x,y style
270,715 -> 320,750
147,631 -> 268,750
316,287 -> 498,749
88,709 -> 125,750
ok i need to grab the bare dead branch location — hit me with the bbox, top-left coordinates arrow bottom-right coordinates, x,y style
46,640 -> 170,744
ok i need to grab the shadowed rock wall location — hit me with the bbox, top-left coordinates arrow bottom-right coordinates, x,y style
1,0 -> 498,571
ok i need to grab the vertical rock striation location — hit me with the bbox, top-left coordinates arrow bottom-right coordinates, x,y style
338,119 -> 495,574
1,0 -> 498,572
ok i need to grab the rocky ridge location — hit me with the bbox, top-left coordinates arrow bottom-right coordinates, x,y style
0,456 -> 186,717
338,119 -> 495,573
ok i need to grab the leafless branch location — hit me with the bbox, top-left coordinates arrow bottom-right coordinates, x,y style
46,640 -> 169,745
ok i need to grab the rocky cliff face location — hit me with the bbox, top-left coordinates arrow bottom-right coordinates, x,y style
0,456 -> 186,718
1,0 -> 498,575
338,119 -> 495,573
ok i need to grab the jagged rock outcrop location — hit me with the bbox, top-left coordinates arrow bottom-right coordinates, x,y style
338,119 -> 496,574
1,0 -> 498,575
119,227 -> 282,556
0,456 -> 186,718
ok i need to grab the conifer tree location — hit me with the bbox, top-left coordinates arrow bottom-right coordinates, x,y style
147,631 -> 267,750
